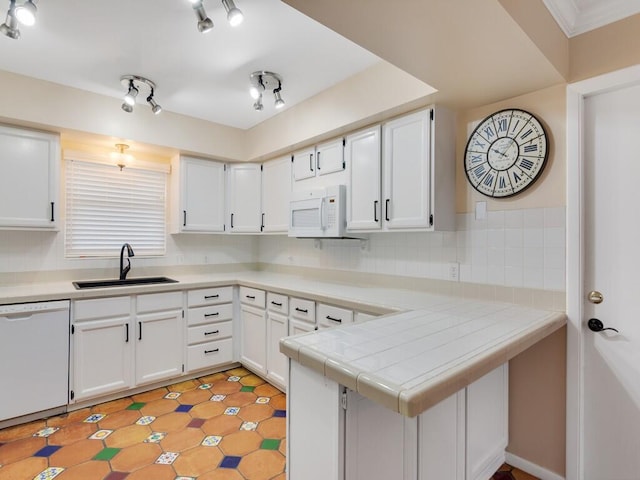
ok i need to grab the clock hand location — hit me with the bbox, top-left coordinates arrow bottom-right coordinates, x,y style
491,148 -> 508,158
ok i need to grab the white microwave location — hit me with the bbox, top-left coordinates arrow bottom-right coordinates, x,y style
289,185 -> 349,238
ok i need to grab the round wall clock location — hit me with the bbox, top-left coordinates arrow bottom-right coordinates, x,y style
464,109 -> 549,198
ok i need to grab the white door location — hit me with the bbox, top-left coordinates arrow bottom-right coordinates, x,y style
262,156 -> 291,233
240,304 -> 267,375
135,310 -> 183,385
580,82 -> 640,478
266,310 -> 288,389
292,147 -> 315,181
346,125 -> 381,231
227,163 -> 262,233
383,109 -> 432,229
316,138 -> 344,176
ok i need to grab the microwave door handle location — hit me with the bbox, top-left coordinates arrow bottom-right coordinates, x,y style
319,197 -> 326,230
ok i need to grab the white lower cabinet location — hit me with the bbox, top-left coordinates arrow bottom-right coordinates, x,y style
266,292 -> 289,389
288,362 -> 508,480
239,287 -> 267,375
72,293 -> 183,402
186,286 -> 234,373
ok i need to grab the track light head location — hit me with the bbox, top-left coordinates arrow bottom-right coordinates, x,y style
121,103 -> 133,113
124,81 -> 138,106
222,0 -> 243,26
147,92 -> 162,115
253,95 -> 263,111
15,0 -> 36,26
192,1 -> 213,33
274,88 -> 285,109
0,1 -> 20,39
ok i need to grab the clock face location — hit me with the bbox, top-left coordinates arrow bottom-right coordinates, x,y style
464,109 -> 549,198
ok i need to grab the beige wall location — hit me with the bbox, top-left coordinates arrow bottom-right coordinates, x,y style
456,84 -> 567,213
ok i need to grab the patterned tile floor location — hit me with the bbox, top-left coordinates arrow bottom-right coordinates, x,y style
0,366 -> 539,480
0,367 -> 286,480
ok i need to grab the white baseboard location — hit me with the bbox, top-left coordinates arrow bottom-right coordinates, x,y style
505,452 -> 565,480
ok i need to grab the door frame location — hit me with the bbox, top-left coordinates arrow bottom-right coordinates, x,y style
566,64 -> 640,480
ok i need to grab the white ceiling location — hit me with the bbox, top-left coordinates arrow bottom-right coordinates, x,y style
0,0 -> 380,129
542,0 -> 640,36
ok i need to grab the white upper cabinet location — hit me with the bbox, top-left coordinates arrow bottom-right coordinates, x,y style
262,156 -> 291,233
292,138 -> 345,188
0,124 -> 59,229
227,163 -> 262,233
346,125 -> 382,231
171,155 -> 225,233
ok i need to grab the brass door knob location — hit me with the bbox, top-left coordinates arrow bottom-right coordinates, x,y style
588,291 -> 604,304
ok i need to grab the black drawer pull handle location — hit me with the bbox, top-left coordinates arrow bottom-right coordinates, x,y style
204,348 -> 220,354
204,294 -> 219,299
271,301 -> 283,307
326,315 -> 342,323
204,312 -> 219,317
246,295 -> 256,299
295,307 -> 308,313
204,330 -> 220,336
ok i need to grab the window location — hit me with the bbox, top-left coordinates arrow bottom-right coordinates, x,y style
65,157 -> 167,257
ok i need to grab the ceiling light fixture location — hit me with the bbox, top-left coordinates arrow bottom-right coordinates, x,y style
192,0 -> 213,33
14,0 -> 36,26
222,0 -> 243,26
112,143 -> 132,171
120,75 -> 162,115
249,71 -> 284,112
0,1 -> 20,39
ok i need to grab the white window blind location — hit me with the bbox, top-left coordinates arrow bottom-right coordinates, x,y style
65,159 -> 167,257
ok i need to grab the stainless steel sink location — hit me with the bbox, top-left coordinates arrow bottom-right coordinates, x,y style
73,276 -> 178,290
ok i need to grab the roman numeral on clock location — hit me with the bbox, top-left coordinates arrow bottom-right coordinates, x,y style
523,145 -> 537,153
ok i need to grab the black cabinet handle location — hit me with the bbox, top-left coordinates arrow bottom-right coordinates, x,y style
230,213 -> 234,228
326,315 -> 342,323
317,151 -> 321,170
261,213 -> 265,231
204,312 -> 219,318
183,210 -> 187,227
309,153 -> 314,172
125,323 -> 129,343
271,301 -> 283,307
138,321 -> 142,341
204,294 -> 219,300
204,348 -> 220,354
204,330 -> 220,336
246,295 -> 256,300
50,202 -> 55,222
295,307 -> 308,313
374,200 -> 379,222
385,199 -> 390,221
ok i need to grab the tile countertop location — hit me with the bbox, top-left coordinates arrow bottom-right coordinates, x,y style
0,269 -> 566,418
280,300 -> 566,417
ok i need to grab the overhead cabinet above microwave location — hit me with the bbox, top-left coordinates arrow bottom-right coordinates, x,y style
292,138 -> 345,182
346,106 -> 456,232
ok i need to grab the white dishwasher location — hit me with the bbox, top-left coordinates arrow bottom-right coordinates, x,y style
0,300 -> 70,422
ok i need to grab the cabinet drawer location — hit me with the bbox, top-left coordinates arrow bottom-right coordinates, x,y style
188,303 -> 233,326
74,296 -> 130,321
137,291 -> 182,313
239,286 -> 266,308
318,303 -> 353,328
290,297 -> 315,323
187,338 -> 233,372
187,286 -> 233,307
187,320 -> 233,345
267,292 -> 288,314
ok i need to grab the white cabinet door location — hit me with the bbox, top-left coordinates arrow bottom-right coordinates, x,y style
266,310 -> 288,389
72,316 -> 133,401
176,156 -> 225,233
261,156 -> 291,233
316,138 -> 344,176
345,389 -> 417,480
227,163 -> 262,233
0,125 -> 59,229
292,147 -> 315,181
240,304 -> 267,375
346,125 -> 382,231
466,364 -> 508,480
383,109 -> 432,229
135,309 -> 183,385
289,318 -> 316,335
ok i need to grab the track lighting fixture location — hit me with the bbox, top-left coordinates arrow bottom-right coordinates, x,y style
188,0 -> 243,32
120,75 -> 162,115
249,71 -> 285,112
14,0 -> 36,26
0,1 -> 20,39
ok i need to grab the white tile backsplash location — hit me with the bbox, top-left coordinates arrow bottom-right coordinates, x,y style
258,207 -> 566,292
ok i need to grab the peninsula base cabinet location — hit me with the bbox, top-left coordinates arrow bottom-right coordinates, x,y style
239,287 -> 267,376
287,362 -> 507,480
